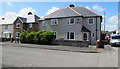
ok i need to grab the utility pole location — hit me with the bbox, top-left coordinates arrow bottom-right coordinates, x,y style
104,12 -> 105,33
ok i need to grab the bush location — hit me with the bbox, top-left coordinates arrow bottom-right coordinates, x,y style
20,30 -> 28,43
27,31 -> 36,44
40,31 -> 55,44
20,31 -> 55,44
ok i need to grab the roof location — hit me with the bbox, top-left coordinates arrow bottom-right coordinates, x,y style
45,6 -> 101,19
18,17 -> 27,23
81,26 -> 90,32
14,14 -> 40,23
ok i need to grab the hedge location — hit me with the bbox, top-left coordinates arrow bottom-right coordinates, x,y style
20,30 -> 55,44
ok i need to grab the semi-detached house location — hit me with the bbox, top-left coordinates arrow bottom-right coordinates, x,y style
39,5 -> 102,44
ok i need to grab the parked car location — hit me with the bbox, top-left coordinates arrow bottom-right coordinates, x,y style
110,34 -> 120,46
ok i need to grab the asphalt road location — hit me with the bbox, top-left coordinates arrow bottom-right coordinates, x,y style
2,45 -> 118,67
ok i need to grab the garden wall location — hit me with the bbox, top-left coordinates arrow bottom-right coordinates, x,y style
52,40 -> 89,47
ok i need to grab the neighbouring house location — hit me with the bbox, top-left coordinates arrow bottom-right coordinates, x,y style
0,18 -> 13,39
39,4 -> 102,45
107,28 -> 120,35
116,28 -> 120,34
13,12 -> 40,39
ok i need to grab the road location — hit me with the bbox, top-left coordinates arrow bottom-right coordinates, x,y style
2,45 -> 118,67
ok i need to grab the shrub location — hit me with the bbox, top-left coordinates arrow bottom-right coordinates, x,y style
36,31 -> 44,44
40,31 -> 55,44
19,30 -> 28,43
20,31 -> 55,44
27,31 -> 37,44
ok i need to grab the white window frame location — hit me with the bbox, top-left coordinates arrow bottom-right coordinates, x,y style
16,23 -> 20,28
51,19 -> 58,25
69,18 -> 75,25
91,33 -> 95,38
88,18 -> 94,25
42,21 -> 46,26
67,31 -> 75,40
16,32 -> 20,38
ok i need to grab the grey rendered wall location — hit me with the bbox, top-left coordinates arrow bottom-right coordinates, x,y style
82,17 -> 101,44
61,17 -> 83,40
39,16 -> 101,45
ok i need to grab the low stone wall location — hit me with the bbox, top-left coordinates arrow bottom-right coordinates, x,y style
52,40 -> 89,47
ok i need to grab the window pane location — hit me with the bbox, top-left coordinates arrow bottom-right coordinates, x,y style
70,32 -> 74,39
70,18 -> 74,24
16,23 -> 20,28
89,19 -> 93,24
29,24 -> 32,28
5,25 -> 8,29
67,32 -> 69,39
92,33 -> 94,37
54,19 -> 57,24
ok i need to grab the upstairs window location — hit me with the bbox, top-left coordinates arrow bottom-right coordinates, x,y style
42,21 -> 46,26
28,23 -> 32,28
51,19 -> 58,25
16,23 -> 20,28
88,18 -> 94,25
4,25 -> 8,29
69,18 -> 75,25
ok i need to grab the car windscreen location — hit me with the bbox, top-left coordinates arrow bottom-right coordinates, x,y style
112,36 -> 120,39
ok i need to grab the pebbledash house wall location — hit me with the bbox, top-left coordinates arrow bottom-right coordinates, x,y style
82,17 -> 101,44
39,16 -> 101,45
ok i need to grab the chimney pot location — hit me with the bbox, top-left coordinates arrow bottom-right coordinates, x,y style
2,18 -> 5,20
69,4 -> 75,7
28,12 -> 32,15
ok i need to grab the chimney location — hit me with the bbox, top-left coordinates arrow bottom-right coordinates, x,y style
2,18 -> 5,20
69,4 -> 75,7
28,12 -> 32,15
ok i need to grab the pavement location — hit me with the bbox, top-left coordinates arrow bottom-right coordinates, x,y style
1,42 -> 107,53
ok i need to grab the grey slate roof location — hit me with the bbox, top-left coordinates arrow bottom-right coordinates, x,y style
45,6 -> 101,19
18,17 -> 27,23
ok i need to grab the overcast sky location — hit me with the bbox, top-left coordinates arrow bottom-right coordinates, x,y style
0,2 -> 118,31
